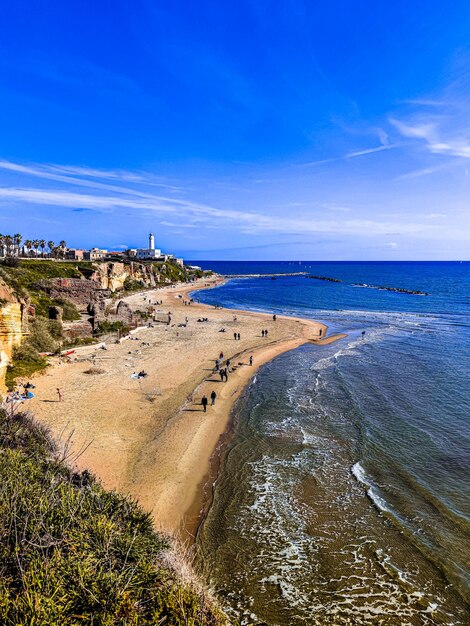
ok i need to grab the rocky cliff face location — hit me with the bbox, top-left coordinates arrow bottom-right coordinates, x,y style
88,262 -> 163,291
0,280 -> 27,395
44,262 -> 171,311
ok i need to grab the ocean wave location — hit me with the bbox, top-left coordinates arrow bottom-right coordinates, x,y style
351,462 -> 393,514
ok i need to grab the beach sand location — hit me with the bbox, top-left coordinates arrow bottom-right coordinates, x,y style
27,276 -> 346,538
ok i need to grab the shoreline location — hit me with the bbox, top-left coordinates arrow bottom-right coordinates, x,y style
26,274 -> 346,539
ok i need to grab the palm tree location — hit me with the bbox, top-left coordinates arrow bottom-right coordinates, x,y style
48,240 -> 55,258
59,240 -> 67,250
39,239 -> 46,257
0,234 -> 4,257
4,235 -> 13,257
24,239 -> 33,257
13,233 -> 22,257
32,239 -> 40,257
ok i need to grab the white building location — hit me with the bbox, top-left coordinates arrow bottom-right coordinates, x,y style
136,233 -> 161,260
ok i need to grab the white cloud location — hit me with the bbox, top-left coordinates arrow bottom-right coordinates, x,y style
0,185 -> 438,238
390,116 -> 470,159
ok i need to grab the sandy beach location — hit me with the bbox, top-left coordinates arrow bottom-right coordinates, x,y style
27,276 -> 345,538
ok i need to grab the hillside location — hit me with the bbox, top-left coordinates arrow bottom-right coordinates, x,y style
0,258 -> 206,392
0,406 -> 227,624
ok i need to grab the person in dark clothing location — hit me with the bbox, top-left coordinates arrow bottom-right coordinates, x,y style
201,396 -> 208,412
211,390 -> 217,405
219,369 -> 224,382
249,355 -> 253,366
273,314 -> 277,321
237,333 -> 241,340
234,332 -> 237,340
261,329 -> 265,337
226,359 -> 231,372
265,329 -> 269,337
219,351 -> 224,359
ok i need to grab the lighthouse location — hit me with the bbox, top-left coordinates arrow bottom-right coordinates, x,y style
149,233 -> 155,250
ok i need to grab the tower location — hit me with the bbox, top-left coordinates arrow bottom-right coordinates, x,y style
149,233 -> 155,250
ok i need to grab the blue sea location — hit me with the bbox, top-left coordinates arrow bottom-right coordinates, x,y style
192,262 -> 470,625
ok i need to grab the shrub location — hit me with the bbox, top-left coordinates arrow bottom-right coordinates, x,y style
54,298 -> 81,321
1,256 -> 20,268
27,317 -> 63,353
6,317 -> 64,388
0,409 -> 227,625
95,320 -> 127,335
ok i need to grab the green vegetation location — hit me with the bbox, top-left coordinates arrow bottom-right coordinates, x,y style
0,259 -> 95,318
123,277 -> 145,292
6,317 -> 64,389
152,261 -> 188,284
95,320 -> 128,335
0,408 -> 226,625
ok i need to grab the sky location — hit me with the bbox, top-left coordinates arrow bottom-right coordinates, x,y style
1,1 -> 470,260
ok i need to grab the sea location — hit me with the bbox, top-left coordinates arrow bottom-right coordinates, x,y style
190,261 -> 470,626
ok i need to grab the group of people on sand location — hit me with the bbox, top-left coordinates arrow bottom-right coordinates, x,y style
201,352 -> 254,410
201,390 -> 217,412
261,329 -> 269,337
233,332 -> 241,340
6,382 -> 36,403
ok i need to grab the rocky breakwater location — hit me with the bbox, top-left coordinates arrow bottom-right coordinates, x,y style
0,279 -> 28,395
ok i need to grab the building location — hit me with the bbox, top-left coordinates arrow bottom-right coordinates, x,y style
136,233 -> 161,260
65,249 -> 86,261
85,247 -> 108,261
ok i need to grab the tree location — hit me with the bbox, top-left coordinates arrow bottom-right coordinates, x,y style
24,239 -> 33,257
4,235 -> 13,257
47,241 -> 55,258
32,240 -> 40,257
59,240 -> 67,250
13,234 -> 22,256
39,239 -> 46,257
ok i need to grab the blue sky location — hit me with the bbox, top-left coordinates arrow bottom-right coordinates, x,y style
1,1 -> 470,260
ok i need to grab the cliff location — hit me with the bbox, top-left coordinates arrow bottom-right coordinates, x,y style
0,279 -> 27,395
0,259 -> 200,391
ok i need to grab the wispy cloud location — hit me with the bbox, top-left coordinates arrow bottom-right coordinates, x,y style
390,116 -> 470,158
301,142 -> 403,167
0,183 -> 437,238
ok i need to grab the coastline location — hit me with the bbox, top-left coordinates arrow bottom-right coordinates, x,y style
27,274 -> 346,539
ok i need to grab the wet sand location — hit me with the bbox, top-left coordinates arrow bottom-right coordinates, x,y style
27,276 -> 345,537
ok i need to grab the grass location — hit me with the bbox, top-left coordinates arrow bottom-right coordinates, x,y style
0,408 -> 227,625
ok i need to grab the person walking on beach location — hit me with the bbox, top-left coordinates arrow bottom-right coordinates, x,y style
219,368 -> 224,382
219,351 -> 224,359
261,329 -> 265,337
201,395 -> 208,412
211,390 -> 217,405
234,332 -> 237,340
56,388 -> 62,402
226,359 -> 231,372
265,329 -> 269,337
249,355 -> 253,366
319,328 -> 322,337
237,332 -> 241,340
273,314 -> 277,321
215,358 -> 220,372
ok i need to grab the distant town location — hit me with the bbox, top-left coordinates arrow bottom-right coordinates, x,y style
0,232 -> 185,266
